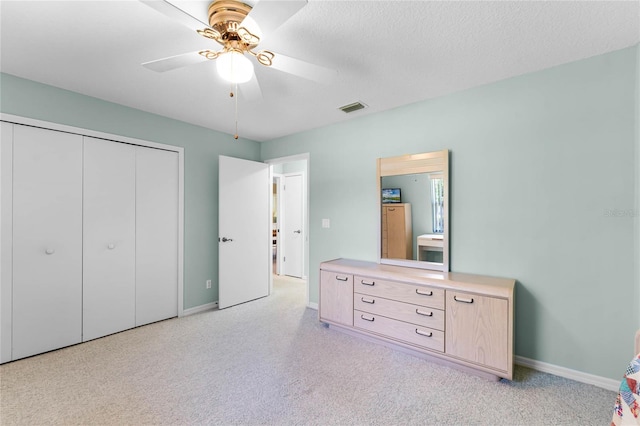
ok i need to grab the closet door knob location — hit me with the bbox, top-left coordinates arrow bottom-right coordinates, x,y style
45,248 -> 55,255
107,244 -> 115,250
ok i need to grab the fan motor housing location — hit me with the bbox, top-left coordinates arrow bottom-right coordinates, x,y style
208,0 -> 255,46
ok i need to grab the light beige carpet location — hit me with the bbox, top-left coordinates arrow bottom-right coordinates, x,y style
1,275 -> 617,425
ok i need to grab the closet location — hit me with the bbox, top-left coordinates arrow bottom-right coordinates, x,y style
1,119 -> 181,363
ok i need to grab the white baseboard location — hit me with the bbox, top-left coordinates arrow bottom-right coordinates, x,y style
181,301 -> 218,317
307,302 -> 318,310
515,355 -> 620,392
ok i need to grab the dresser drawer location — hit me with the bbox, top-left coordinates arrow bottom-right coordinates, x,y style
354,275 -> 444,309
354,310 -> 444,352
354,293 -> 444,330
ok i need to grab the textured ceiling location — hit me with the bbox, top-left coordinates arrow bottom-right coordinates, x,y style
1,1 -> 638,142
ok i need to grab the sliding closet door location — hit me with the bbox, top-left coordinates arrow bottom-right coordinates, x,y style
135,147 -> 179,326
12,125 -> 83,359
83,137 -> 136,341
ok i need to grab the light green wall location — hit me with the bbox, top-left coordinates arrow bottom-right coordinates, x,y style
0,73 -> 261,310
261,46 -> 639,380
282,160 -> 306,174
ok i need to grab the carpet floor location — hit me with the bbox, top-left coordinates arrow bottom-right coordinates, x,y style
0,275 -> 617,425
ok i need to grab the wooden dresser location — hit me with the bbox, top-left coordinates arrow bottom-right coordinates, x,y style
319,258 -> 515,380
381,203 -> 412,259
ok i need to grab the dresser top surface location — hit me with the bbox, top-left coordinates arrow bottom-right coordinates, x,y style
320,258 -> 515,297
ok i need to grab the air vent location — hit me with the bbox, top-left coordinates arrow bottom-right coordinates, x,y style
338,101 -> 367,113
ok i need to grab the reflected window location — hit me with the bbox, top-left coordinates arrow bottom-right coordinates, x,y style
430,175 -> 444,233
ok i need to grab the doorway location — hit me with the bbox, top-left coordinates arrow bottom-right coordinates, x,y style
271,173 -> 283,275
282,173 -> 303,278
266,154 -> 309,307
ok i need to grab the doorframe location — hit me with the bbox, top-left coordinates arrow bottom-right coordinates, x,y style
264,153 -> 310,308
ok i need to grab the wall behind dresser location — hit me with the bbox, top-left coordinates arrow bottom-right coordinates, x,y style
261,45 -> 640,381
0,72 -> 261,311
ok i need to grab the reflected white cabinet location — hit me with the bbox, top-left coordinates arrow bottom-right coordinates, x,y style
11,125 -> 83,360
1,120 -> 182,362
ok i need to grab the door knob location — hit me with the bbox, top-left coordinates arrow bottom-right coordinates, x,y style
294,230 -> 301,234
45,248 -> 55,255
107,244 -> 115,250
220,237 -> 233,242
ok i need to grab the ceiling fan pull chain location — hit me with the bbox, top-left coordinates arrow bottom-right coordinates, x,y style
234,82 -> 239,140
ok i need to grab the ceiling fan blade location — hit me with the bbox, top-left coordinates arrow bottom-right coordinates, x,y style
269,53 -> 337,84
243,0 -> 307,39
240,73 -> 263,102
140,0 -> 210,33
142,51 -> 208,72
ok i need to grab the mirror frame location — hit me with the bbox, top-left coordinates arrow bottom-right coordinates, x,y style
377,149 -> 449,272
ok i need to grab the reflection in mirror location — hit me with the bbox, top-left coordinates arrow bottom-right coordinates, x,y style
377,150 -> 449,272
381,173 -> 443,263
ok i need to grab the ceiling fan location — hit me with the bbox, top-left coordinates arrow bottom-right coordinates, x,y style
141,0 -> 337,101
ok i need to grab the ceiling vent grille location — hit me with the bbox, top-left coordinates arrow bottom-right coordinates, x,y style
338,101 -> 367,113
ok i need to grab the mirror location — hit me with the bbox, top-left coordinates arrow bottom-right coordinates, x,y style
377,150 -> 449,272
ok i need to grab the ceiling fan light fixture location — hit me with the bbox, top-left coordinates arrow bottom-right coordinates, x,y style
217,50 -> 254,84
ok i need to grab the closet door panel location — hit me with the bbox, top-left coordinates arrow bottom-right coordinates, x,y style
136,147 -> 179,326
83,137 -> 136,341
1,122 -> 14,363
12,125 -> 83,359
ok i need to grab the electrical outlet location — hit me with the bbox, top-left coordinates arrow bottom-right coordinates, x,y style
206,279 -> 212,289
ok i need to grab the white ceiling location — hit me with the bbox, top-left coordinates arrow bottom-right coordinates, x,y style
1,1 -> 638,142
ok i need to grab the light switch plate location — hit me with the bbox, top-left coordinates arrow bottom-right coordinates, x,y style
322,219 -> 330,228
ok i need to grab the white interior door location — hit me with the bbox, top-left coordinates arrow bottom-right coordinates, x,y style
282,174 -> 303,278
219,156 -> 270,309
83,137 -> 136,341
12,125 -> 83,359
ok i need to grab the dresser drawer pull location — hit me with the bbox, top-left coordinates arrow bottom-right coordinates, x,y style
415,289 -> 433,296
453,295 -> 474,304
415,309 -> 433,317
360,314 -> 375,322
360,280 -> 375,286
415,329 -> 433,337
361,297 -> 375,304
335,275 -> 349,282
